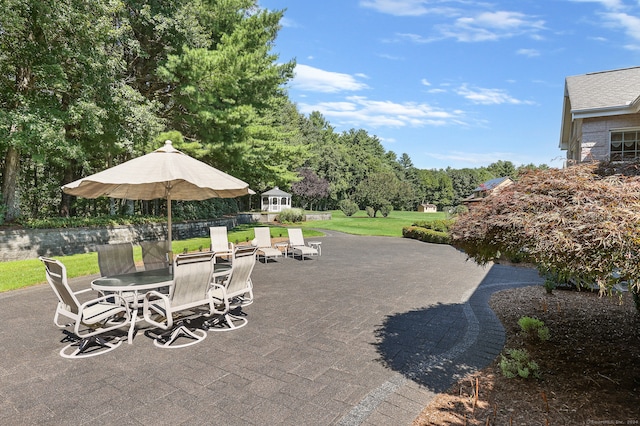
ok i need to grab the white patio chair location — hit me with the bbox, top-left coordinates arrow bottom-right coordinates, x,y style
287,228 -> 319,260
96,242 -> 137,276
142,252 -> 215,348
140,240 -> 171,271
205,247 -> 257,331
39,256 -> 132,359
210,226 -> 234,263
252,227 -> 282,263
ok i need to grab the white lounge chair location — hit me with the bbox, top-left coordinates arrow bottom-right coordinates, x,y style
210,226 -> 234,263
96,242 -> 137,276
143,252 -> 215,348
205,247 -> 257,331
253,227 -> 282,263
287,228 -> 318,260
40,256 -> 132,359
140,240 -> 171,271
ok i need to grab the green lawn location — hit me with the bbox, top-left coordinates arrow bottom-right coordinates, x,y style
0,224 -> 321,293
299,209 -> 447,237
0,211 -> 444,292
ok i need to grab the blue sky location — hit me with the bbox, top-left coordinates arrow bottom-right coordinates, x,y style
257,0 -> 640,170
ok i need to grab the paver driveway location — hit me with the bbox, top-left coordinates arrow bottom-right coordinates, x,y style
0,231 -> 542,425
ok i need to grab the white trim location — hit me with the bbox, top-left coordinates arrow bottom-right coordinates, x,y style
572,104 -> 640,120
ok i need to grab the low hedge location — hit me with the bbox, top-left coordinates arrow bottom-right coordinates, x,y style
411,219 -> 454,232
402,225 -> 451,244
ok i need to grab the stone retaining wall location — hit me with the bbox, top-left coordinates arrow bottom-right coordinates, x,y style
0,217 -> 237,262
0,212 -> 331,262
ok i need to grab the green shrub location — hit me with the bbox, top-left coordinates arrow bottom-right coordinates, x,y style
402,226 -> 451,244
277,208 -> 304,223
365,206 -> 375,218
452,205 -> 468,215
338,199 -> 359,217
380,204 -> 393,217
500,348 -> 541,379
18,214 -> 166,229
412,219 -> 455,232
518,316 -> 550,342
543,278 -> 556,294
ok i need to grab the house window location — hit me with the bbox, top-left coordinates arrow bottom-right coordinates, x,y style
611,130 -> 640,161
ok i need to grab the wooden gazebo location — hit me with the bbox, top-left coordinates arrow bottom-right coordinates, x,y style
260,187 -> 292,212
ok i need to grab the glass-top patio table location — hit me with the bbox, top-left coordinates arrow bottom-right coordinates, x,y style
91,263 -> 232,343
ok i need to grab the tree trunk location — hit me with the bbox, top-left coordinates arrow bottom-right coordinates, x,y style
2,145 -> 21,222
59,165 -> 76,217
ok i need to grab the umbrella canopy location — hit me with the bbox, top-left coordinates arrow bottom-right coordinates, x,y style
62,140 -> 250,244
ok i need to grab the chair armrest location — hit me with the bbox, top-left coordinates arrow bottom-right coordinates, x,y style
81,293 -> 129,308
143,290 -> 172,329
73,287 -> 94,296
76,294 -> 131,335
208,283 -> 230,313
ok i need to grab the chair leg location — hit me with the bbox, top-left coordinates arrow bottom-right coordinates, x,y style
59,333 -> 124,359
203,309 -> 248,332
151,319 -> 207,348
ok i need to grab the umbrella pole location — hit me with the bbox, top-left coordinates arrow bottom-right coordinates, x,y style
167,190 -> 173,267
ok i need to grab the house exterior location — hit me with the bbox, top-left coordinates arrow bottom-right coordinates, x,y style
260,187 -> 292,213
463,177 -> 513,207
559,67 -> 640,165
417,203 -> 437,213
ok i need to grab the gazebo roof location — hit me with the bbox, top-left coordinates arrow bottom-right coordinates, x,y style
261,186 -> 291,197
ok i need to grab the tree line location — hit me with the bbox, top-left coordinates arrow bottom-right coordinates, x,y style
0,1 -> 547,225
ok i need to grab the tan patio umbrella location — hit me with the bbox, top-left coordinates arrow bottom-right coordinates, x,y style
62,140 -> 250,246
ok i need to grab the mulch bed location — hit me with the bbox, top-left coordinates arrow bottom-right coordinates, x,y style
414,285 -> 640,425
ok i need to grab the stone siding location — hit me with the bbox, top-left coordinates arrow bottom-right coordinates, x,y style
581,114 -> 640,161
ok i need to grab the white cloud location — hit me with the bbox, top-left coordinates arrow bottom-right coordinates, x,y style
427,151 -> 522,165
441,11 -> 546,42
569,0 -> 625,11
279,17 -> 298,28
292,64 -> 369,93
517,48 -> 540,57
603,12 -> 640,42
396,32 -> 434,43
421,78 -> 432,86
359,0 -> 457,17
298,95 -> 466,128
456,84 -> 535,105
377,52 -> 404,60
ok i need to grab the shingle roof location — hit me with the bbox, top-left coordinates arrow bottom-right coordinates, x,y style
261,186 -> 291,197
565,66 -> 640,112
473,176 -> 511,192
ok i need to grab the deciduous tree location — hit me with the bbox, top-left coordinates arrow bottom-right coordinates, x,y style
291,167 -> 329,210
354,171 -> 401,217
451,162 -> 640,297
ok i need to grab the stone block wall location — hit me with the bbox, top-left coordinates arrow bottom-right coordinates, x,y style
0,212 -> 331,262
0,217 -> 237,262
